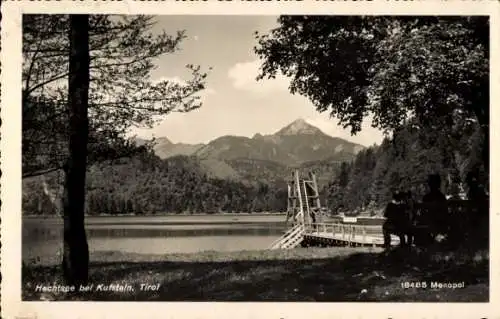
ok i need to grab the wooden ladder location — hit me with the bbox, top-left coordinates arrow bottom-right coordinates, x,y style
300,171 -> 322,227
285,170 -> 305,225
269,223 -> 306,249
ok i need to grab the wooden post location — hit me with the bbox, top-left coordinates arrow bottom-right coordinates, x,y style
347,225 -> 351,245
310,172 -> 322,216
295,170 -> 304,226
350,226 -> 354,246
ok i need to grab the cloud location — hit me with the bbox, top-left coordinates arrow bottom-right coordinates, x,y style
227,60 -> 290,95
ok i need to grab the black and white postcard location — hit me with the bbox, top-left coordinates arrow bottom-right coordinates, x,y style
1,1 -> 499,318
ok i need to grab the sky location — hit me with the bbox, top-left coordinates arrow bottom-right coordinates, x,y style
131,15 -> 386,147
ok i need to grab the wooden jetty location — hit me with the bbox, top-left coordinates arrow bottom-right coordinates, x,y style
301,222 -> 399,248
269,221 -> 399,249
270,170 -> 397,249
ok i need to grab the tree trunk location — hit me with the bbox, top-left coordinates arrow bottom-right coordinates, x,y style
62,15 -> 90,286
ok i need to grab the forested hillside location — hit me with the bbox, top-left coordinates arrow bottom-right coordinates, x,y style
22,152 -> 288,215
322,119 -> 487,215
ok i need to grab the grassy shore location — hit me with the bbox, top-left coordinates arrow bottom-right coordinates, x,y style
23,246 -> 488,302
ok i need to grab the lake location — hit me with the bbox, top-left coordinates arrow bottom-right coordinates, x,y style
22,214 -> 289,262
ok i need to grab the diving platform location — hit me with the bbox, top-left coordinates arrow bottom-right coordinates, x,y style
270,170 -> 398,249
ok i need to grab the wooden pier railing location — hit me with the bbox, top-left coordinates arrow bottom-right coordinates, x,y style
304,222 -> 388,246
270,222 -> 391,249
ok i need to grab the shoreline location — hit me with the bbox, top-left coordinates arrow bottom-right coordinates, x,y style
23,212 -> 288,219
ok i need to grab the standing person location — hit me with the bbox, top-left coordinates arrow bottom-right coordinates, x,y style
466,170 -> 488,203
382,192 -> 398,250
402,191 -> 416,247
465,170 -> 488,245
310,209 -> 317,229
382,191 -> 411,249
423,174 -> 447,202
421,174 -> 448,242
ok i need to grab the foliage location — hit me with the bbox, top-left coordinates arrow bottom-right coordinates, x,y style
322,118 -> 484,213
22,15 -> 210,177
255,16 -> 489,171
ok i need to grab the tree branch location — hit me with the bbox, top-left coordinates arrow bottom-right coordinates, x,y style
23,166 -> 63,179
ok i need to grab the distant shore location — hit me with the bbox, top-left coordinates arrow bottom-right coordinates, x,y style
23,212 -> 388,219
23,212 -> 288,218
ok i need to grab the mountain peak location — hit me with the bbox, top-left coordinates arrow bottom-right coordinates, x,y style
275,118 -> 323,136
155,137 -> 173,145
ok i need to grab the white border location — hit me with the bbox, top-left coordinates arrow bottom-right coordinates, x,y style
2,1 -> 499,318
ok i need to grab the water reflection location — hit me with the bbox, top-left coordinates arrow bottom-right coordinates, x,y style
23,216 -> 288,259
25,226 -> 285,241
